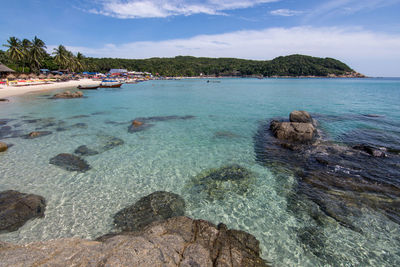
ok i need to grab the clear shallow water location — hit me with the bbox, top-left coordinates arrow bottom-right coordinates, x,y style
0,78 -> 400,266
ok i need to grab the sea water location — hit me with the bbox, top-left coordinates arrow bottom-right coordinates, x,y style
0,78 -> 399,266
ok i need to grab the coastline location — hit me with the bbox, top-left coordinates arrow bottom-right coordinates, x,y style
0,79 -> 101,99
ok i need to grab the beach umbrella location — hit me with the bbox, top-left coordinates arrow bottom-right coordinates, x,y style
19,74 -> 28,79
54,74 -> 62,79
38,74 -> 46,79
6,74 -> 16,79
48,73 -> 55,78
29,74 -> 38,79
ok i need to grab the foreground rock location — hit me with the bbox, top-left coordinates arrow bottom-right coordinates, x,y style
270,121 -> 316,143
0,190 -> 46,232
114,191 -> 185,232
0,216 -> 269,267
49,153 -> 91,172
51,91 -> 83,99
185,164 -> 255,201
0,141 -> 7,152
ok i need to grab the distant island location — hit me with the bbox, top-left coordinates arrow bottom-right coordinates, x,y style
1,36 -> 364,78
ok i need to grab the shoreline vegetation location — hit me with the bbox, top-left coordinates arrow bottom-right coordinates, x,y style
1,36 -> 365,78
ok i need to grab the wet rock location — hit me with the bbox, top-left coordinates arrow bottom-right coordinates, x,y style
49,153 -> 91,172
0,141 -> 8,152
51,90 -> 83,99
254,117 -> 400,230
353,144 -> 387,157
23,131 -> 52,139
74,145 -> 99,156
290,110 -> 313,123
0,217 -> 269,267
0,190 -> 46,232
132,120 -> 143,127
270,120 -> 316,143
186,164 -> 255,200
114,191 -> 185,232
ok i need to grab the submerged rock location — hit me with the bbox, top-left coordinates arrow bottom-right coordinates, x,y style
128,115 -> 195,133
49,153 -> 91,172
214,131 -> 240,139
23,131 -> 52,139
74,145 -> 99,156
103,136 -> 124,150
0,216 -> 269,267
0,141 -> 8,152
0,190 -> 46,232
51,91 -> 83,99
353,144 -> 387,157
114,191 -> 185,232
186,164 -> 255,200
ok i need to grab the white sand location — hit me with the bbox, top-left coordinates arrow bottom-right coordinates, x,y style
0,79 -> 101,99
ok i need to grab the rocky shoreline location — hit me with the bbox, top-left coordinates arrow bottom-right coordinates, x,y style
0,190 -> 269,266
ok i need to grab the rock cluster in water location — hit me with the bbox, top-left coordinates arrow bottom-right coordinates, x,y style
51,91 -> 83,99
0,216 -> 269,267
49,153 -> 91,172
113,191 -> 186,232
23,131 -> 52,139
185,164 -> 255,200
128,115 -> 195,133
254,110 -> 400,232
0,190 -> 46,232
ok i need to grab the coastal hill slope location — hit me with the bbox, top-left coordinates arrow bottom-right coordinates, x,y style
84,54 -> 364,77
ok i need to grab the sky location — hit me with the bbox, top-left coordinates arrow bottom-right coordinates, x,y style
1,0 -> 400,76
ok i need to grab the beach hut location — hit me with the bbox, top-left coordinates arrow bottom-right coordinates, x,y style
0,63 -> 15,78
18,74 -> 28,79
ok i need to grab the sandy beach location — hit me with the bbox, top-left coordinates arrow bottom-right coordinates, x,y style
0,79 -> 101,99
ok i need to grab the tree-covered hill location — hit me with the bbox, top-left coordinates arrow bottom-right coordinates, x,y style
80,54 -> 358,77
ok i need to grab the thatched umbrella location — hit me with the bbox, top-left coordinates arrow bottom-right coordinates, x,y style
0,63 -> 15,74
19,74 -> 28,79
38,74 -> 46,79
7,73 -> 16,79
54,74 -> 62,79
48,73 -> 55,78
29,74 -> 38,79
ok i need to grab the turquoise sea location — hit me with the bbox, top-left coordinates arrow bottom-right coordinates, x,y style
1,78 -> 400,266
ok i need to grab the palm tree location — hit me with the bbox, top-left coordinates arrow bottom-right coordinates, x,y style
75,52 -> 85,72
29,36 -> 47,73
53,45 -> 69,70
21,39 -> 32,72
3,37 -> 23,68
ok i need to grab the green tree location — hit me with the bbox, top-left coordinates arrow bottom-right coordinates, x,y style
29,36 -> 47,73
3,37 -> 24,69
53,45 -> 69,70
21,38 -> 32,72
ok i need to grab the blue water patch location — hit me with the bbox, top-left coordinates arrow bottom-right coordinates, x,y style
0,78 -> 399,266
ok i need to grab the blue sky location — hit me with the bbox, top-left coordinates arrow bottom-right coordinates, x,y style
1,0 -> 400,76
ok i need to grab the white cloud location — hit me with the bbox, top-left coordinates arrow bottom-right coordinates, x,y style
270,9 -> 302,16
304,0 -> 400,21
60,27 -> 400,77
89,0 -> 278,18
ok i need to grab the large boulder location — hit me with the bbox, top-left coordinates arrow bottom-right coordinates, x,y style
270,121 -> 316,143
0,217 -> 269,267
0,190 -> 46,232
49,153 -> 91,172
0,141 -> 7,152
114,191 -> 185,232
289,110 -> 313,123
